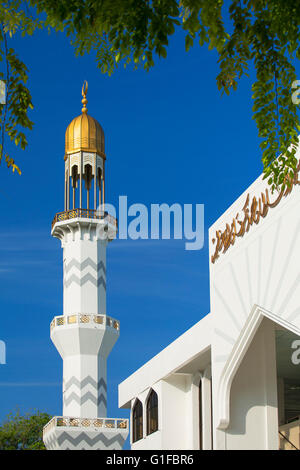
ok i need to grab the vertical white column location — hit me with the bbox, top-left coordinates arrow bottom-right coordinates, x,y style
80,154 -> 82,209
201,366 -> 212,450
63,225 -> 107,316
190,367 -> 212,450
262,320 -> 278,450
102,163 -> 105,209
67,156 -> 70,210
190,372 -> 201,449
98,168 -> 102,212
64,170 -> 67,211
94,160 -> 97,210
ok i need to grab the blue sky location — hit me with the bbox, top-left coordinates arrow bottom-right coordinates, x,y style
0,20 -> 299,447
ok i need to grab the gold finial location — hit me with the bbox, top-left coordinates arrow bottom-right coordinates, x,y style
81,80 -> 88,113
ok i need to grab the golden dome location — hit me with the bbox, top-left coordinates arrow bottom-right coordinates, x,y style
65,81 -> 105,160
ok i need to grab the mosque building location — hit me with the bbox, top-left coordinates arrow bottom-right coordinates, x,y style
119,148 -> 300,450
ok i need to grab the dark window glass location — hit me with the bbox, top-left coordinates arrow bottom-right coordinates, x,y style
146,390 -> 158,435
132,399 -> 143,443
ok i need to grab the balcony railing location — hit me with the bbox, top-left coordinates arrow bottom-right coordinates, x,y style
50,314 -> 120,332
279,417 -> 300,450
43,416 -> 128,436
51,208 -> 117,230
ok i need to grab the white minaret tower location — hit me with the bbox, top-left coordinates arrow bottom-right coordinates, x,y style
43,82 -> 128,450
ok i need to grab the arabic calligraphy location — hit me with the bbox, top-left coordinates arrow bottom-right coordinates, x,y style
211,166 -> 300,264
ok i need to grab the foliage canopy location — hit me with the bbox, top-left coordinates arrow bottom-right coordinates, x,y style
1,0 -> 300,190
0,409 -> 51,450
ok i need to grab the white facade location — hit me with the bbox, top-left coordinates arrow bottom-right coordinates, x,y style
119,147 -> 300,450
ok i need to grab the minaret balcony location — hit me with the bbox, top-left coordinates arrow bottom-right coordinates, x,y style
50,313 -> 120,357
51,208 -> 117,230
51,208 -> 117,241
44,416 -> 128,434
50,313 -> 120,332
43,416 -> 129,450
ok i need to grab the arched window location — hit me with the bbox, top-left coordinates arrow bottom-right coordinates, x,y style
146,389 -> 158,435
132,399 -> 143,443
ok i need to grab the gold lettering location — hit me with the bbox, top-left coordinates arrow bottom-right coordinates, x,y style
250,196 -> 260,225
211,164 -> 300,264
267,187 -> 284,209
259,191 -> 269,218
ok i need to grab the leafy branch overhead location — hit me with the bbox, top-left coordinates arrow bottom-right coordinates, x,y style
1,0 -> 300,190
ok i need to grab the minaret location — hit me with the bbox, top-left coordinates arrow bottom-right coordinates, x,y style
43,82 -> 128,450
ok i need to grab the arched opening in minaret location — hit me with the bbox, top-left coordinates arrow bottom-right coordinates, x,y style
71,165 -> 79,209
97,167 -> 103,211
83,164 -> 93,209
65,170 -> 69,211
64,158 -> 105,213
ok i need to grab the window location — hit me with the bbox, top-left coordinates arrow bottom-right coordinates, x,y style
132,399 -> 143,443
146,389 -> 158,435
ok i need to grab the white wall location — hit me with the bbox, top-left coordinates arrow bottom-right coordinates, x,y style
209,147 -> 300,445
119,147 -> 300,451
119,315 -> 212,409
131,376 -> 193,450
225,318 -> 278,449
161,375 -> 191,450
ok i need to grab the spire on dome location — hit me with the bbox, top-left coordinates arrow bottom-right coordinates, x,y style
64,82 -> 105,159
81,80 -> 88,114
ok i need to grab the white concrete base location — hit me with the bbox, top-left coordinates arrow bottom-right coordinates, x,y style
43,416 -> 129,450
